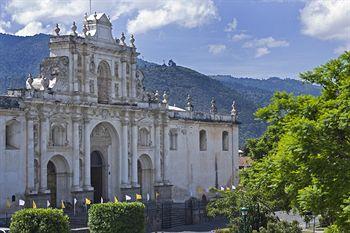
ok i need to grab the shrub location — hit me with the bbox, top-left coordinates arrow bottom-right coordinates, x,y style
10,208 -> 70,233
88,202 -> 145,233
215,228 -> 234,233
258,220 -> 302,233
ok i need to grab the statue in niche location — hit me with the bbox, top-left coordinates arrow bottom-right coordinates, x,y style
89,80 -> 95,93
115,63 -> 119,79
115,83 -> 119,97
89,55 -> 95,73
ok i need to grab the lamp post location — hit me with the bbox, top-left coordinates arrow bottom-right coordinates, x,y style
240,207 -> 248,233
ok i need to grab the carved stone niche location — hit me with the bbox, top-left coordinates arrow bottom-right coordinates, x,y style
40,56 -> 69,92
48,114 -> 69,147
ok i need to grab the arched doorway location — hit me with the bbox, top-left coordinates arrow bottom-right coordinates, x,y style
47,155 -> 70,207
97,61 -> 111,103
90,122 -> 120,202
47,161 -> 57,207
138,154 -> 153,199
91,151 -> 103,203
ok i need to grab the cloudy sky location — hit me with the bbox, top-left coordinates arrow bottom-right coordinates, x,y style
0,0 -> 349,78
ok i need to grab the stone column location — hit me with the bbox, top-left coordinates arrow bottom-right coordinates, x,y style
83,120 -> 91,189
39,116 -> 48,192
163,122 -> 170,184
131,119 -> 138,186
72,119 -> 80,190
73,53 -> 79,92
26,117 -> 35,192
131,62 -> 137,99
154,119 -> 162,183
121,58 -> 127,99
121,117 -> 129,186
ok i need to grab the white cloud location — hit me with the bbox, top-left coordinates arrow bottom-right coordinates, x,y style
208,44 -> 226,55
232,33 -> 251,42
0,20 -> 10,33
224,18 -> 237,32
243,37 -> 289,48
127,0 -> 217,34
300,0 -> 350,41
3,0 -> 218,36
255,47 -> 270,58
300,0 -> 350,54
15,21 -> 48,36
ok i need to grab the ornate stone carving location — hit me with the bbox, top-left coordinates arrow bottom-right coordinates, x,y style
89,55 -> 96,73
39,56 -> 69,92
162,91 -> 169,104
71,22 -> 78,36
130,34 -> 135,47
136,70 -> 145,99
186,94 -> 193,111
89,80 -> 95,93
120,32 -> 126,46
210,97 -> 217,114
26,74 -> 33,89
54,24 -> 60,36
231,101 -> 237,121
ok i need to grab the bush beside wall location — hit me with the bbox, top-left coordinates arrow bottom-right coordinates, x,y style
88,202 -> 145,233
10,208 -> 70,233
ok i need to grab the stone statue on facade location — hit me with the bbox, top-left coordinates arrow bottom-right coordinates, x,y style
162,91 -> 169,104
210,97 -> 217,114
231,101 -> 237,121
186,94 -> 194,111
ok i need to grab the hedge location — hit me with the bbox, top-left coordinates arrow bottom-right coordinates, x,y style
10,208 -> 70,233
88,202 -> 145,233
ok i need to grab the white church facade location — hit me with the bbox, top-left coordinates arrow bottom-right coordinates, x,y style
0,13 -> 239,211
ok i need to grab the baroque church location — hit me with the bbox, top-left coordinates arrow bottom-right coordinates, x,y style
0,13 -> 239,211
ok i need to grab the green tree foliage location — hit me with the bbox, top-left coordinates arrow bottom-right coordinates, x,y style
207,188 -> 275,231
88,202 -> 145,233
10,208 -> 70,233
242,52 -> 350,232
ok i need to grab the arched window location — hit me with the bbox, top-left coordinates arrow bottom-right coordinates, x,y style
169,129 -> 178,150
97,61 -> 111,103
199,129 -> 207,151
138,128 -> 150,146
6,120 -> 20,149
222,131 -> 229,151
51,124 -> 66,146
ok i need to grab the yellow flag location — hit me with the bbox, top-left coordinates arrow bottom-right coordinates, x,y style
6,198 -> 11,209
32,200 -> 37,208
136,194 -> 142,200
61,200 -> 65,209
85,198 -> 91,205
114,196 -> 118,203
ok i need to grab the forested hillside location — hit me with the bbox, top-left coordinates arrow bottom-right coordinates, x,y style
0,34 -> 321,146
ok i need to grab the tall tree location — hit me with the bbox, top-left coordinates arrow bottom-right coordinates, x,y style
242,52 -> 350,231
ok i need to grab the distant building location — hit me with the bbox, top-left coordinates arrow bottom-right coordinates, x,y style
0,13 -> 239,212
168,59 -> 176,67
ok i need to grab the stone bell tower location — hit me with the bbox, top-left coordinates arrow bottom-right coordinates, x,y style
46,12 -> 142,104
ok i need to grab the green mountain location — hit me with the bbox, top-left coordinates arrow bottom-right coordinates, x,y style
0,34 -> 321,146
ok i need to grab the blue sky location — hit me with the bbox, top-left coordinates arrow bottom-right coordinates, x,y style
0,0 -> 349,79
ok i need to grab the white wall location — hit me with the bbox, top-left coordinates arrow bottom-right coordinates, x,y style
167,120 -> 238,201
